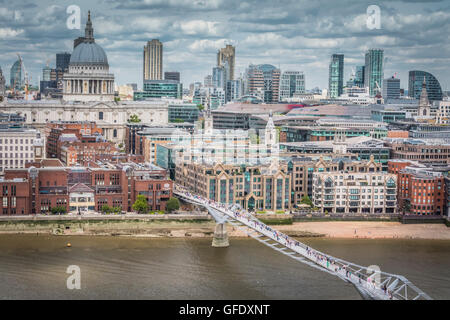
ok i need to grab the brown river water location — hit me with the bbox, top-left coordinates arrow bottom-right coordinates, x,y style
0,235 -> 449,299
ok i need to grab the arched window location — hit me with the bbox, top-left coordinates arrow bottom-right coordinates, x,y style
113,129 -> 117,138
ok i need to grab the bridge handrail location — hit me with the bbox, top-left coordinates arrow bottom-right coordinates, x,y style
174,186 -> 432,300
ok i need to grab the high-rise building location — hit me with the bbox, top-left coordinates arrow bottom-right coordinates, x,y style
10,59 -> 23,90
217,45 -> 235,81
279,71 -> 306,101
244,64 -> 264,100
164,71 -> 180,82
226,79 -> 241,103
204,75 -> 213,88
382,76 -> 400,99
364,49 -> 384,96
257,64 -> 280,103
328,54 -> 344,98
56,53 -> 71,71
354,66 -> 365,88
408,70 -> 443,102
42,65 -> 51,81
143,39 -> 163,81
212,66 -> 226,89
0,67 -> 6,96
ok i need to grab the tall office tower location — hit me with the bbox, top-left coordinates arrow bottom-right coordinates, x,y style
226,79 -> 242,102
164,71 -> 180,82
10,59 -> 23,89
279,71 -> 306,101
42,65 -> 51,81
217,44 -> 235,81
204,75 -> 213,87
143,39 -> 163,81
244,64 -> 264,99
0,67 -> 5,96
365,49 -> 384,96
212,66 -> 226,89
257,64 -> 280,103
354,66 -> 365,88
408,70 -> 443,102
328,54 -> 344,98
382,76 -> 400,100
56,53 -> 71,71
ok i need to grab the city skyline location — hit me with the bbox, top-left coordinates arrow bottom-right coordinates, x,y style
0,0 -> 449,91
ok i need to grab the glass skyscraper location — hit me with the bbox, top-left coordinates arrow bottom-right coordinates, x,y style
56,52 -> 71,71
382,76 -> 400,99
364,49 -> 384,96
408,70 -> 443,102
328,54 -> 344,98
10,59 -> 23,89
279,71 -> 306,101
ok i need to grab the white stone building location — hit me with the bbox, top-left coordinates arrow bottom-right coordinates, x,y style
312,171 -> 397,214
0,128 -> 42,174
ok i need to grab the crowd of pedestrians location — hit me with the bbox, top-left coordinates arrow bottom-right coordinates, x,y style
175,186 -> 394,300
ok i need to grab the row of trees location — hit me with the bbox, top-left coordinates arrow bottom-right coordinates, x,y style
132,195 -> 180,214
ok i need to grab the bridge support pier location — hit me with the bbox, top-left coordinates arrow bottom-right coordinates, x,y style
212,223 -> 229,247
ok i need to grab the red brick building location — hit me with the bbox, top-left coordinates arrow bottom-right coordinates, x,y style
1,161 -> 173,215
45,121 -> 103,158
388,160 -> 445,216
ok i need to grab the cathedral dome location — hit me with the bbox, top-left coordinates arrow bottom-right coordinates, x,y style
70,42 -> 108,66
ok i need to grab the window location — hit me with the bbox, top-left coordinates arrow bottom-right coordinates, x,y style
99,111 -> 104,120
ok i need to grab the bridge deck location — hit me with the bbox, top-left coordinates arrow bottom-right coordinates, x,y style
175,187 -> 432,300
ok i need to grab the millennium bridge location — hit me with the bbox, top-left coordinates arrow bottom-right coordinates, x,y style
174,185 -> 432,300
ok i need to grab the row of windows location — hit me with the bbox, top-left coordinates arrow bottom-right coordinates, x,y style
0,139 -> 33,144
0,146 -> 32,151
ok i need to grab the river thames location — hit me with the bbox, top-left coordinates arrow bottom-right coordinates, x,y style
0,235 -> 449,299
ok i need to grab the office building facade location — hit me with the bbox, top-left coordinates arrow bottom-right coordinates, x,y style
383,76 -> 400,99
365,49 -> 384,96
143,39 -> 163,81
164,72 -> 180,82
328,54 -> 344,98
134,80 -> 182,100
408,70 -> 443,102
217,45 -> 235,81
279,71 -> 306,101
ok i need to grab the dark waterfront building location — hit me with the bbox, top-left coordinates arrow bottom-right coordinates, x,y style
408,70 -> 443,102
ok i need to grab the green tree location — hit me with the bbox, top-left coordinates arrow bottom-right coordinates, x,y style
51,206 -> 67,215
197,104 -> 204,111
300,195 -> 313,208
101,205 -> 112,214
166,197 -> 180,213
128,114 -> 141,123
132,195 -> 149,214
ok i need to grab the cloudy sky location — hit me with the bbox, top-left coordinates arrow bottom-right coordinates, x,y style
1,0 -> 449,91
